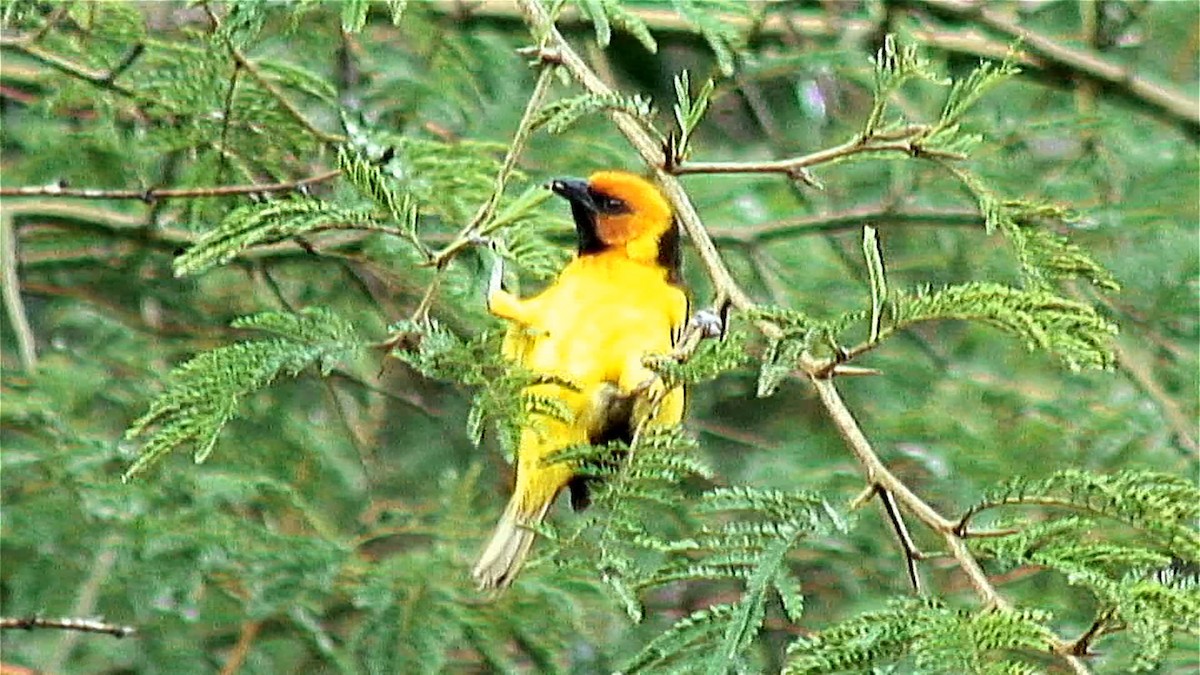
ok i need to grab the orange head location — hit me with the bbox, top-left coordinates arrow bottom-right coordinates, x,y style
549,171 -> 679,276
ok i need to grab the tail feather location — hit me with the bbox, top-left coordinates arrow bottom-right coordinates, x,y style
472,498 -> 551,590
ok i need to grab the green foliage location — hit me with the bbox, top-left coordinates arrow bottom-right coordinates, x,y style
786,598 -> 1054,674
388,319 -> 534,453
669,0 -> 748,77
546,432 -> 840,673
486,185 -> 572,280
123,308 -> 361,479
174,199 -> 383,276
965,470 -> 1200,671
534,91 -> 657,135
340,0 -> 369,33
947,167 -> 1120,290
889,282 -> 1117,370
570,0 -> 657,53
865,34 -> 947,137
646,329 -> 750,388
747,306 -> 861,396
965,470 -> 1200,559
670,69 -> 715,162
350,465 -> 600,674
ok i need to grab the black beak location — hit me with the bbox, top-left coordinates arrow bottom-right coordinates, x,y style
547,178 -> 596,212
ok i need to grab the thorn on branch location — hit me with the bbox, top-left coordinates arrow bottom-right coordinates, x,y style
877,485 -> 925,594
661,133 -> 682,173
515,45 -> 563,66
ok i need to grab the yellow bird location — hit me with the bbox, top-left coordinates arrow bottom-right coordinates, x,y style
472,171 -> 689,590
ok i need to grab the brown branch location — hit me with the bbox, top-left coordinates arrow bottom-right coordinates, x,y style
0,616 -> 135,639
916,0 -> 1200,137
0,37 -> 139,98
428,0 -> 878,39
0,169 -> 341,201
1059,610 -> 1114,657
218,620 -> 262,675
671,125 -> 965,178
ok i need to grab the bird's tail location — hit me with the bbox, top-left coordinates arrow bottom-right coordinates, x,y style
472,496 -> 552,590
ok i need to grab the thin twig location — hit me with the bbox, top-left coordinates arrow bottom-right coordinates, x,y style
1,212 -> 37,371
954,495 -> 1160,537
0,616 -> 135,639
671,126 -> 964,177
0,38 -> 139,98
0,169 -> 341,200
203,3 -> 345,145
428,63 -> 557,268
916,0 -> 1200,136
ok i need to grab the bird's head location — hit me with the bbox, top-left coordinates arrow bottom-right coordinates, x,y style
548,171 -> 679,276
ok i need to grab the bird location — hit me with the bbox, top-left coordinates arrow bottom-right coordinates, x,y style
472,170 -> 689,590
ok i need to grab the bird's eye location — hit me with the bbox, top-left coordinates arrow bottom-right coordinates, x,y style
598,196 -> 625,212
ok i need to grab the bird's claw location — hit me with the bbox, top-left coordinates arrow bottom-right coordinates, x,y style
688,309 -> 724,339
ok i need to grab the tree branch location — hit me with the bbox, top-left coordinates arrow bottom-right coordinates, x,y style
915,0 -> 1200,137
0,616 -> 135,639
0,37 -> 139,98
0,169 -> 341,201
670,125 -> 965,178
811,377 -> 1090,674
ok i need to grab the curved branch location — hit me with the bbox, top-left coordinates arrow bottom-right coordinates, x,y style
915,0 -> 1200,137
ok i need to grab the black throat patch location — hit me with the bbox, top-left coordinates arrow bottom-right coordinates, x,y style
658,220 -> 683,286
572,201 -> 605,255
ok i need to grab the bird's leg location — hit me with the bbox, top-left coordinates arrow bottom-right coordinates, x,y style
688,308 -> 724,339
477,236 -> 532,324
